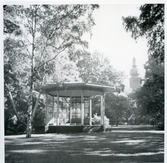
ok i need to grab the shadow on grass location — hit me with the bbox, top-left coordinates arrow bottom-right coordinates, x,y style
5,132 -> 164,163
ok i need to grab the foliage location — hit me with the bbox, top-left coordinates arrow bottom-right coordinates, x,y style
3,5 -> 22,35
122,4 -> 164,62
76,51 -> 125,85
134,66 -> 164,129
105,92 -> 128,126
122,4 -> 164,129
44,53 -> 82,84
125,93 -> 149,125
32,95 -> 45,126
4,37 -> 28,134
4,5 -> 29,134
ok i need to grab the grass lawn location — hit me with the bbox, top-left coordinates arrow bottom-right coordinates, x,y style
5,127 -> 164,163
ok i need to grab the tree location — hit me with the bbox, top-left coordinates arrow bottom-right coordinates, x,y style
4,5 -> 29,134
4,4 -> 99,137
76,51 -> 125,85
105,91 -> 128,126
44,52 -> 82,83
122,4 -> 164,62
122,4 -> 164,129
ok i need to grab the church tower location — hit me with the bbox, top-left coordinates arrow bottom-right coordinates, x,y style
129,58 -> 141,90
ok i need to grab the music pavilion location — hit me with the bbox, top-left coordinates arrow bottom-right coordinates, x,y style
36,82 -> 114,133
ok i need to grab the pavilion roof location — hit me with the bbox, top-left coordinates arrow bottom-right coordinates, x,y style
36,82 -> 115,97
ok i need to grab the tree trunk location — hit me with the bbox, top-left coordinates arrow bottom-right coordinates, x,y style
5,84 -> 27,127
32,90 -> 42,118
116,116 -> 119,126
26,95 -> 33,138
26,90 -> 42,138
26,6 -> 37,138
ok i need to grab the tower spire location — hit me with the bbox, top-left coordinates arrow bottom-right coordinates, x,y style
130,57 -> 139,77
129,58 -> 141,90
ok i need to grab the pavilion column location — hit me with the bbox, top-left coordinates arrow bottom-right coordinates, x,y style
89,97 -> 92,126
100,92 -> 105,126
81,90 -> 84,125
45,94 -> 48,125
56,91 -> 59,126
70,96 -> 72,124
52,96 -> 54,124
103,94 -> 106,129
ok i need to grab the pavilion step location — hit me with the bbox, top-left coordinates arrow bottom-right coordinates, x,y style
83,126 -> 104,133
45,125 -> 104,133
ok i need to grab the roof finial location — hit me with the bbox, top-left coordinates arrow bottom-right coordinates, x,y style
132,57 -> 137,67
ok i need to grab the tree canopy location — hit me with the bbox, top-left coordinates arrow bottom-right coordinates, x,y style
76,51 -> 125,85
122,4 -> 164,63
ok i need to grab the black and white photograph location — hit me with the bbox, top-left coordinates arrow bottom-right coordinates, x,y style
1,1 -> 165,163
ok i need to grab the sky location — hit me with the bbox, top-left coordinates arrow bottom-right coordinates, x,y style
84,4 -> 149,89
